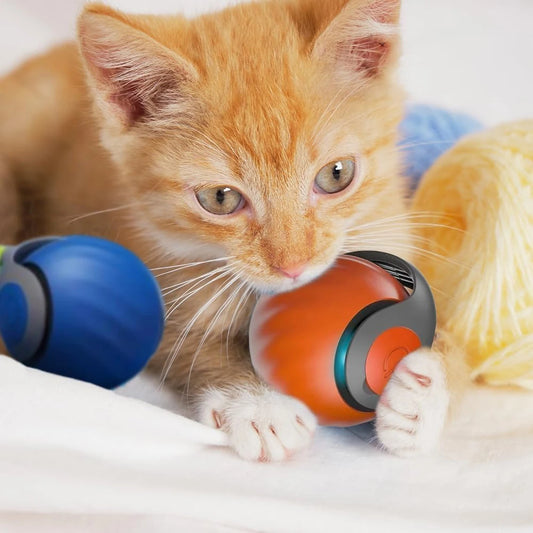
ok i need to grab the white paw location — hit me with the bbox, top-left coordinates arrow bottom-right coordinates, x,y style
197,385 -> 317,461
375,348 -> 449,457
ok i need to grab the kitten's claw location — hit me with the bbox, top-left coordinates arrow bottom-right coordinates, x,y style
197,386 -> 317,461
375,348 -> 449,457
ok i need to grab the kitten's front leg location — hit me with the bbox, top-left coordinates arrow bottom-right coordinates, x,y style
375,325 -> 479,458
159,337 -> 316,462
375,347 -> 449,456
197,380 -> 317,462
376,335 -> 471,457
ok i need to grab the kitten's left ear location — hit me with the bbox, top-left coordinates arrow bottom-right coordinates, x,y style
78,4 -> 199,128
311,0 -> 400,81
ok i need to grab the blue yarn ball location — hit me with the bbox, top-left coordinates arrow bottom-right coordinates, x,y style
399,104 -> 483,189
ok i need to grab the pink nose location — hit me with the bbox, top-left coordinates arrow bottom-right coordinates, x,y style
276,263 -> 307,280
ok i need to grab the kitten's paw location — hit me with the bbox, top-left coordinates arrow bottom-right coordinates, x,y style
197,386 -> 317,461
375,348 -> 449,457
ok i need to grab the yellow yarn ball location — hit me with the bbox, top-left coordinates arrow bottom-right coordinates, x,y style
411,121 -> 533,388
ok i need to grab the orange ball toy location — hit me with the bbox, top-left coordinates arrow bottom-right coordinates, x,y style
249,252 -> 436,427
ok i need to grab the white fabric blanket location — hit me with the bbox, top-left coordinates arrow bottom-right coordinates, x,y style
1,355 -> 533,532
1,0 -> 533,531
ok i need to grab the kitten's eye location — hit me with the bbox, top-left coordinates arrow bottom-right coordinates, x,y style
314,158 -> 357,194
196,186 -> 244,215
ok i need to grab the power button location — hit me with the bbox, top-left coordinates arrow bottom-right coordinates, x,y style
365,327 -> 422,395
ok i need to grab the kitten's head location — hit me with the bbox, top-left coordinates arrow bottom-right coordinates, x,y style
79,0 -> 408,293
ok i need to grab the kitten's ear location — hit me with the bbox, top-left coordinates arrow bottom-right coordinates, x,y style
78,4 -> 198,126
311,0 -> 400,81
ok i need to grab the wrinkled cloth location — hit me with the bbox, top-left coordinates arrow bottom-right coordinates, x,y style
1,356 -> 533,532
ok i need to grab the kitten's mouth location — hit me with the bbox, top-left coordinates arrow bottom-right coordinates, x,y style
251,263 -> 332,295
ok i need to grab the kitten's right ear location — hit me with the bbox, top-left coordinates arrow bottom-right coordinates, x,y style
311,0 -> 400,82
78,4 -> 198,127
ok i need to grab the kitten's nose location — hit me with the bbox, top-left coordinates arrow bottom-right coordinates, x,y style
275,263 -> 307,280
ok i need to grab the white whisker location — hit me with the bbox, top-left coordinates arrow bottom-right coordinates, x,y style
399,139 -> 462,150
67,201 -> 145,224
345,238 -> 468,270
164,265 -> 233,320
347,211 -> 463,231
185,275 -> 246,395
225,283 -> 255,358
160,269 -> 244,386
345,229 -> 455,253
152,256 -> 231,275
311,83 -> 364,145
161,264 -> 230,297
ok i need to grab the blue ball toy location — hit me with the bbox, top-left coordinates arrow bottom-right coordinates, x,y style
0,236 -> 165,388
399,104 -> 483,189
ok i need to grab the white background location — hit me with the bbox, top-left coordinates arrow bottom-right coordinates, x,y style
1,0 -> 533,125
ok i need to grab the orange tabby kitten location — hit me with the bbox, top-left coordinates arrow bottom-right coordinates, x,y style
0,0 -> 451,460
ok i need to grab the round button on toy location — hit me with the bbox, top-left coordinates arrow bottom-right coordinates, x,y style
249,251 -> 436,426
